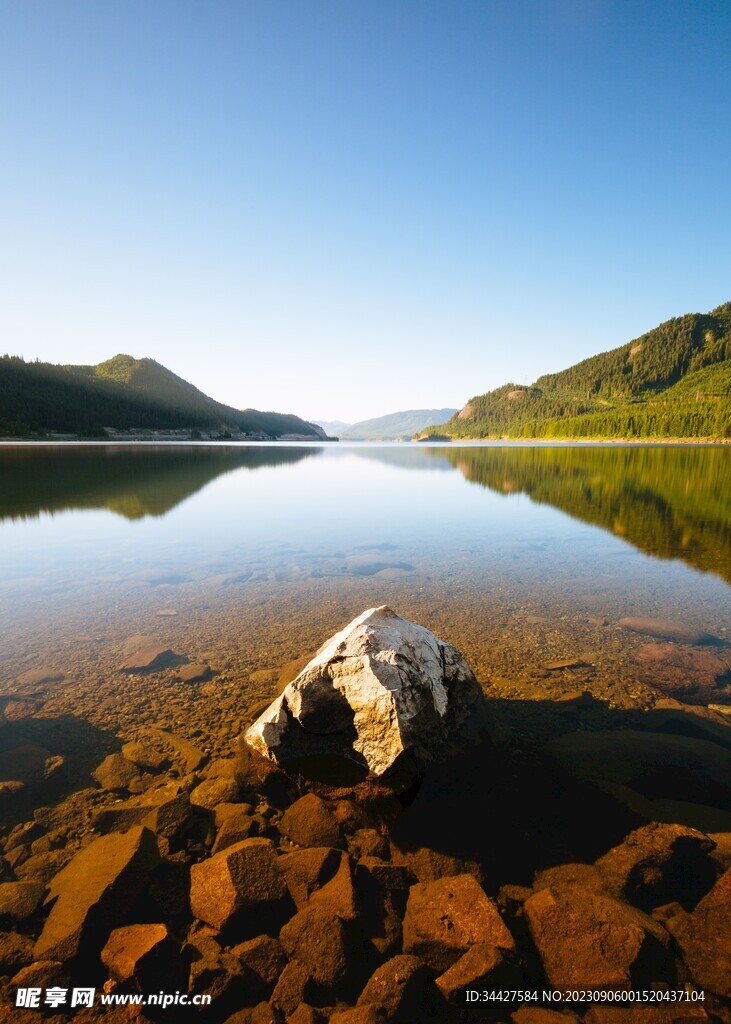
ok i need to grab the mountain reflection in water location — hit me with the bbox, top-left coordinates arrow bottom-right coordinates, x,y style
0,444 -> 321,520
0,442 -> 729,586
421,444 -> 731,584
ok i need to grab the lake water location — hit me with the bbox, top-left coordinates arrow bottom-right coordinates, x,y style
1,442 -> 729,755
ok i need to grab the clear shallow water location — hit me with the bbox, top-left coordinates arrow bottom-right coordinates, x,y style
0,442 -> 729,727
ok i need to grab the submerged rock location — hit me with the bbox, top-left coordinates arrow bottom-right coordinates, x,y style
245,606 -> 492,777
617,617 -> 718,646
635,643 -> 731,704
119,637 -> 179,673
17,668 -> 64,688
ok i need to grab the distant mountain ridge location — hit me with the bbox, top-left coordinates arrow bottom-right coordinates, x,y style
429,302 -> 731,440
315,419 -> 352,437
316,408 -> 459,441
0,354 -> 326,440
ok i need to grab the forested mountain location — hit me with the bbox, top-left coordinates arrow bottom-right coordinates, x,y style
332,408 -> 459,440
0,354 -> 326,439
430,302 -> 731,439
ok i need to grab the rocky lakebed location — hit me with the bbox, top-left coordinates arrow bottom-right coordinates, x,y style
0,606 -> 730,1024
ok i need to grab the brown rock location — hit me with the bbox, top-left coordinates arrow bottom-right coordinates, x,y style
391,845 -> 484,884
635,643 -> 731,704
3,700 -> 39,721
191,775 -> 241,809
213,809 -> 259,853
122,726 -> 205,774
523,886 -> 669,989
618,617 -> 718,645
403,874 -> 514,972
355,856 -> 410,892
15,849 -> 71,884
187,932 -> 250,1017
672,867 -> 731,998
362,886 -> 403,958
347,828 -> 390,861
543,657 -> 591,671
92,753 -> 144,791
34,826 -> 160,962
102,923 -> 179,988
177,663 -> 213,683
0,931 -> 34,972
279,904 -> 351,988
17,668 -> 64,687
311,851 -> 358,921
279,794 -> 343,848
279,847 -> 340,909
270,960 -> 317,1017
708,831 -> 731,873
533,863 -> 608,895
4,820 -> 45,853
143,791 -> 195,845
215,801 -> 255,824
497,883 -> 533,916
92,791 -> 193,848
329,1009 -> 379,1024
279,846 -> 359,926
189,837 -> 286,931
436,943 -> 525,1002
250,1006 -> 278,1024
357,954 -> 431,1021
0,881 -> 45,922
11,959 -> 69,992
230,934 -> 287,995
119,639 -> 178,672
287,1005 -> 322,1024
91,804 -> 150,834
595,822 -> 718,910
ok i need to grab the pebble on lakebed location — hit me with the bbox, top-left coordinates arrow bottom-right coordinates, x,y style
0,608 -> 729,1022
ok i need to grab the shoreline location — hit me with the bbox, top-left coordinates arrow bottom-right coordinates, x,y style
1,436 -> 729,447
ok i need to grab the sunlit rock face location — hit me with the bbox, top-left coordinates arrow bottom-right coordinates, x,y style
245,606 -> 492,777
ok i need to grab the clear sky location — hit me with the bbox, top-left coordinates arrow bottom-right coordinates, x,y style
1,1 -> 730,423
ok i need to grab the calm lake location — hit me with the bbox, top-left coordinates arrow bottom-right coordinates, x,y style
1,442 -> 729,751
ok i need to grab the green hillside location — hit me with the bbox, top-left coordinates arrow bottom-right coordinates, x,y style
0,354 -> 325,439
431,302 -> 731,440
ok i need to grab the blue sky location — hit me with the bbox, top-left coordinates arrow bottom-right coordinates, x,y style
1,1 -> 730,422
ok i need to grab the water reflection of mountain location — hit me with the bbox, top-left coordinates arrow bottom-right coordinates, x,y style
0,445 -> 321,521
428,445 -> 731,584
346,446 -> 454,472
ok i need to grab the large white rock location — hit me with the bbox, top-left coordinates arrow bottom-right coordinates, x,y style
245,606 -> 491,777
